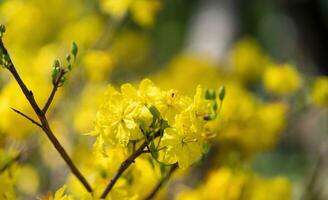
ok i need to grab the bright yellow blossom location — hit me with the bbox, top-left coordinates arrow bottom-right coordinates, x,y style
162,111 -> 205,169
94,86 -> 151,146
155,89 -> 191,124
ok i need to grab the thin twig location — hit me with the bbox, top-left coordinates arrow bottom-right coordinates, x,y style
0,153 -> 21,173
10,107 -> 42,127
100,141 -> 148,198
144,163 -> 178,200
0,37 -> 93,193
42,69 -> 66,114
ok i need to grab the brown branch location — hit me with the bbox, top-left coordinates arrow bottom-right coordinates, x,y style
0,37 -> 93,193
100,141 -> 148,198
144,163 -> 178,200
0,153 -> 21,173
10,107 -> 42,127
42,69 -> 66,114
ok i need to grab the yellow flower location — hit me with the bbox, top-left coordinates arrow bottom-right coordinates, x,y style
45,185 -> 74,200
94,86 -> 144,146
310,76 -> 328,108
191,86 -> 213,121
263,64 -> 302,95
155,89 -> 191,124
162,111 -> 204,168
202,168 -> 246,200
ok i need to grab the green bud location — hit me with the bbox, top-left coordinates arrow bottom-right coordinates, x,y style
71,41 -> 78,60
53,59 -> 60,68
60,76 -> 65,83
212,101 -> 218,111
51,59 -> 60,83
205,89 -> 216,100
218,86 -> 225,101
66,54 -> 71,62
205,89 -> 210,99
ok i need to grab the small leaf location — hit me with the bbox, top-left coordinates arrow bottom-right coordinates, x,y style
160,164 -> 166,177
148,105 -> 161,124
149,141 -> 158,159
160,119 -> 169,132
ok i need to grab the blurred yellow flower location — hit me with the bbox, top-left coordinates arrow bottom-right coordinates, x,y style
111,31 -> 151,68
130,0 -> 161,27
230,37 -> 270,84
100,0 -> 161,27
176,167 -> 291,200
310,76 -> 328,108
83,50 -> 114,82
16,165 -> 40,196
263,64 -> 302,95
100,0 -> 132,18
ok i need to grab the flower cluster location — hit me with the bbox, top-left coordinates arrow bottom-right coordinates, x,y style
92,79 -> 224,168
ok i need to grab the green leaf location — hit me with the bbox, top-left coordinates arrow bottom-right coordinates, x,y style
160,119 -> 169,132
148,105 -> 161,124
160,163 -> 166,177
149,140 -> 158,159
71,41 -> 78,60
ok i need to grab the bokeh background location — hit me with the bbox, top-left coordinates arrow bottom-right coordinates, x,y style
0,0 -> 327,199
